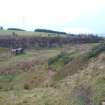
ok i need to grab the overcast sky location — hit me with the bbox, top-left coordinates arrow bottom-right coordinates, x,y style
0,0 -> 105,34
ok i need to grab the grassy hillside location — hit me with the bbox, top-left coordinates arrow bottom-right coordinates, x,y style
0,30 -> 66,37
0,43 -> 105,105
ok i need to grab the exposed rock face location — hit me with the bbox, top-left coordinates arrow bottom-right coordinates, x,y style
0,35 -> 103,48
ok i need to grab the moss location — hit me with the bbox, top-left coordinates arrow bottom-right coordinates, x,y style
0,75 -> 15,82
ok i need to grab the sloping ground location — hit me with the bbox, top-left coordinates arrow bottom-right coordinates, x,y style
0,30 -> 103,48
0,43 -> 105,105
50,43 -> 105,105
0,30 -> 52,37
54,53 -> 105,105
0,88 -> 70,105
52,43 -> 105,81
0,44 -> 95,90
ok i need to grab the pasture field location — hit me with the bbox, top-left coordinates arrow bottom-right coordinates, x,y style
0,43 -> 105,105
0,30 -> 66,37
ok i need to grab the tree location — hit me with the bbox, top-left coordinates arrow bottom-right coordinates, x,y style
0,26 -> 3,30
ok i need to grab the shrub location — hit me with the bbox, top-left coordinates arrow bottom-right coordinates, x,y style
0,85 -> 2,89
63,56 -> 73,64
24,83 -> 30,90
48,52 -> 76,70
48,52 -> 66,65
85,43 -> 105,59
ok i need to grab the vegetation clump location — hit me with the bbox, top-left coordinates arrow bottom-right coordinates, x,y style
24,83 -> 30,90
48,52 -> 78,70
85,43 -> 105,59
35,29 -> 67,34
7,28 -> 26,31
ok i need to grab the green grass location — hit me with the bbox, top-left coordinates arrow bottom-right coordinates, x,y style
0,74 -> 16,91
0,75 -> 15,82
92,76 -> 105,105
0,48 -> 62,90
0,30 -> 66,37
0,88 -> 69,105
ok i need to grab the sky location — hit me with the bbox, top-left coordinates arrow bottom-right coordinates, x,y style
0,0 -> 105,34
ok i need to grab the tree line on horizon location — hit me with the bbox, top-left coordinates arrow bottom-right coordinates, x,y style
0,26 -> 67,34
0,26 -> 103,37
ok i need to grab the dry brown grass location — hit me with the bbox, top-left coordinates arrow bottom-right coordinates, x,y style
0,43 -> 104,105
